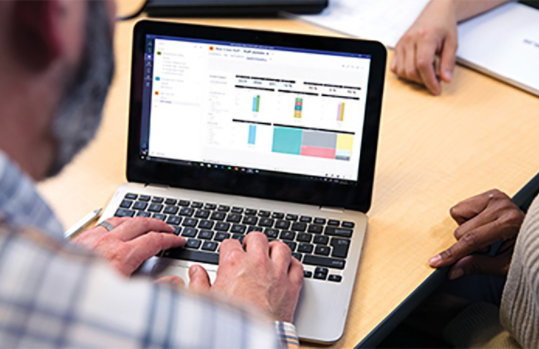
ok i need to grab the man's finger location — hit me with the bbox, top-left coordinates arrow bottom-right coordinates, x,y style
243,232 -> 269,257
439,34 -> 457,83
219,238 -> 244,264
288,257 -> 304,287
403,41 -> 420,83
415,39 -> 440,95
429,220 -> 502,268
112,217 -> 174,241
269,241 -> 292,272
447,253 -> 512,280
450,191 -> 493,224
156,275 -> 185,289
188,265 -> 211,292
127,232 -> 185,269
452,206 -> 497,240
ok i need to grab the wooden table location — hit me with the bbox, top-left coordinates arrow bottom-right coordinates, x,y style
37,5 -> 539,348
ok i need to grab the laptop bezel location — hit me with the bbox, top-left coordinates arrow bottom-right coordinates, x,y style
127,20 -> 386,212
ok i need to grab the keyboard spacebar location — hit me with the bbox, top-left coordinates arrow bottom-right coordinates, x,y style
163,249 -> 219,265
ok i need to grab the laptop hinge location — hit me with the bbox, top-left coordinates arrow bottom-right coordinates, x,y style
144,183 -> 169,189
319,206 -> 345,214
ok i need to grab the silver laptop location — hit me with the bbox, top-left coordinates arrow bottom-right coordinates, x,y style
100,20 -> 386,343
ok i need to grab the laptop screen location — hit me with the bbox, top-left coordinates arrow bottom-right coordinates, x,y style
139,35 -> 371,185
128,21 -> 385,211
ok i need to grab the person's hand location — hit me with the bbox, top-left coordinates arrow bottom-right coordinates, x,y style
391,0 -> 458,95
188,232 -> 304,322
74,217 -> 185,277
429,189 -> 525,280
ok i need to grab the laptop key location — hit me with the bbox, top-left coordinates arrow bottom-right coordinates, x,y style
328,219 -> 340,226
264,228 -> 279,239
217,205 -> 230,212
164,248 -> 218,265
226,213 -> 241,223
136,211 -> 151,218
324,227 -> 353,238
328,275 -> 342,282
151,197 -> 164,203
313,235 -> 329,245
173,226 -> 182,235
231,207 -> 244,213
296,233 -> 312,242
342,221 -> 355,228
179,200 -> 190,207
179,207 -> 194,217
120,200 -> 133,208
304,270 -> 313,278
247,226 -> 264,233
314,267 -> 329,280
280,230 -> 296,241
283,241 -> 297,252
214,222 -> 230,232
185,238 -> 201,249
163,205 -> 179,215
214,232 -> 230,242
115,208 -> 135,217
314,217 -> 326,225
315,245 -> 330,256
272,212 -> 284,219
286,214 -> 298,221
152,213 -> 166,221
300,216 -> 312,223
205,203 -> 217,210
259,218 -> 274,227
148,203 -> 163,213
243,216 -> 258,225
133,201 -> 148,210
331,238 -> 351,258
210,211 -> 226,221
198,220 -> 214,229
258,210 -> 270,217
191,201 -> 203,208
125,193 -> 138,200
291,222 -> 307,232
166,216 -> 182,225
194,209 -> 210,219
182,228 -> 198,238
202,241 -> 218,252
182,218 -> 198,227
139,195 -> 150,202
231,234 -> 244,243
245,208 -> 257,216
164,198 -> 177,205
275,220 -> 290,229
303,255 -> 345,270
231,224 -> 247,234
292,253 -> 303,261
297,243 -> 314,254
198,230 -> 214,240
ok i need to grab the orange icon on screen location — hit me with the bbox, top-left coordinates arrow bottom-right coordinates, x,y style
209,46 -> 214,51
155,91 -> 159,95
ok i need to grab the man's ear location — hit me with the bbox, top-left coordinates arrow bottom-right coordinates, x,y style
11,0 -> 63,70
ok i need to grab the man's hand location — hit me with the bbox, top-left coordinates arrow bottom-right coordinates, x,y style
188,232 -> 304,322
391,0 -> 458,95
74,217 -> 185,277
429,189 -> 524,280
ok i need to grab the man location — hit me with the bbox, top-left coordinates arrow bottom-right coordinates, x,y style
0,1 -> 303,347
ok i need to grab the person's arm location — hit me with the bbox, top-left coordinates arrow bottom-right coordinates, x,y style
391,0 -> 511,95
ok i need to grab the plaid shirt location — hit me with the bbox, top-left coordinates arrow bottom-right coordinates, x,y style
0,152 -> 299,348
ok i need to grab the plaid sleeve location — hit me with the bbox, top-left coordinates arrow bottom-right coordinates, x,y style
275,321 -> 300,349
0,225 -> 286,349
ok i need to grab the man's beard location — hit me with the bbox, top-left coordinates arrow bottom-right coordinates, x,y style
45,1 -> 115,177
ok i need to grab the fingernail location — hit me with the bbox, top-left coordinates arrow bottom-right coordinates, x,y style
448,268 -> 464,280
429,255 -> 442,266
445,69 -> 452,81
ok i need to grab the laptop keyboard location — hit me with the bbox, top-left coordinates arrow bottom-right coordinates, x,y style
114,193 -> 355,282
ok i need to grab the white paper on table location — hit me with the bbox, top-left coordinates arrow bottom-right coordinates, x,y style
297,1 -> 539,96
